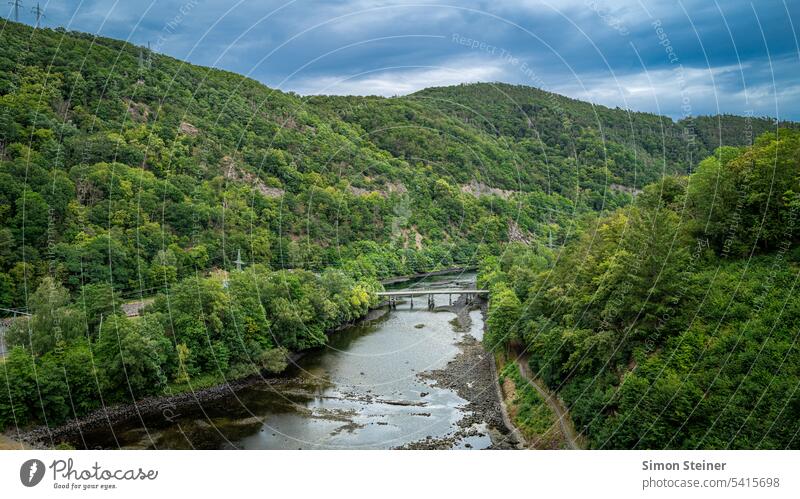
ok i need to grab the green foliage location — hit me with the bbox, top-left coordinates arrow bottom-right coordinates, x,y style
499,362 -> 561,447
482,131 -> 800,449
1,21 -> 593,300
485,286 -> 522,351
94,314 -> 172,399
0,19 -> 796,444
0,347 -> 37,428
0,264 -> 380,430
687,130 -> 800,255
6,277 -> 84,355
0,20 -> 704,309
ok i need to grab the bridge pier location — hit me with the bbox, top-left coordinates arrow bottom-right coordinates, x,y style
377,288 -> 488,311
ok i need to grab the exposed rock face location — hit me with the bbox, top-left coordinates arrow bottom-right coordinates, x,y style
508,220 -> 534,245
400,227 -> 424,250
221,156 -> 285,198
121,298 -> 155,317
349,185 -> 375,197
414,231 -> 423,250
386,182 -> 408,194
256,185 -> 286,198
348,181 -> 409,198
179,121 -> 199,136
460,180 -> 516,199
609,183 -> 642,196
124,99 -> 151,123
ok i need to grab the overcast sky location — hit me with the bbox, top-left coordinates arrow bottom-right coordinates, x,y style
6,0 -> 800,119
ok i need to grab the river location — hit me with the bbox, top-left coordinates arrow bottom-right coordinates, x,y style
69,272 -> 512,450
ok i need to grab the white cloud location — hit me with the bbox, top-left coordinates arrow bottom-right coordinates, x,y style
317,1 -> 464,36
289,58 -> 508,96
495,0 -> 646,22
550,61 -> 797,118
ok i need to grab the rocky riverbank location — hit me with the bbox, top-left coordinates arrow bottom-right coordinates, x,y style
400,299 -> 520,450
10,307 -> 391,449
14,372 -> 299,449
6,293 -> 517,451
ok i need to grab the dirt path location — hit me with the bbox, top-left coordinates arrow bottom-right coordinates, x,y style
491,354 -> 527,449
514,354 -> 584,450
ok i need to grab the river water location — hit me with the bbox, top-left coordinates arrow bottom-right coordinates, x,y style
76,272 -> 496,449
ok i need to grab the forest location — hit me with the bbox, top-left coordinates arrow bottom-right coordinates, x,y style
0,18 -> 795,445
482,130 -> 800,449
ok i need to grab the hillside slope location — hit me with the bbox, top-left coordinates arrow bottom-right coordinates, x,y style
481,129 -> 800,449
2,20 -> 788,304
1,19 -> 797,438
0,20 -> 644,304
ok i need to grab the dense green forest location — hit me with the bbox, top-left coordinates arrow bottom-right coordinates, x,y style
482,130 -> 800,449
0,19 -> 793,441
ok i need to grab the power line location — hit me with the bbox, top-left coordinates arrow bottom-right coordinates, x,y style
30,1 -> 43,28
7,0 -> 21,22
138,42 -> 153,73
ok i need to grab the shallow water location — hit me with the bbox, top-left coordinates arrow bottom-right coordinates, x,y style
77,272 -> 489,449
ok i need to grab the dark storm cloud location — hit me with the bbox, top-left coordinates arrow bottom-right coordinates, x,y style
11,0 -> 800,119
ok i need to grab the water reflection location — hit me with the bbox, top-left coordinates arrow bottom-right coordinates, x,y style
78,273 -> 489,449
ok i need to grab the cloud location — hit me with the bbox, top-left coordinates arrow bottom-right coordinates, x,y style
289,57 -> 508,96
551,54 -> 800,119
314,1 -> 466,36
13,0 -> 800,119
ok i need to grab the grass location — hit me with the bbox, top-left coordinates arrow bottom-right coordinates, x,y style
498,358 -> 566,449
164,371 -> 242,395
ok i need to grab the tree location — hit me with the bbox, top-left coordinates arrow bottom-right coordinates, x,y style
60,340 -> 101,415
13,190 -> 49,249
148,249 -> 178,289
94,315 -> 170,400
688,132 -> 800,255
485,286 -> 522,351
78,283 -> 116,336
0,347 -> 37,428
7,277 -> 83,355
154,276 -> 227,372
0,272 -> 13,307
34,353 -> 70,426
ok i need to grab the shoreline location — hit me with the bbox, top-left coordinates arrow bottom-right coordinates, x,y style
6,285 -> 514,451
8,306 -> 391,449
379,266 -> 476,286
400,298 -> 521,450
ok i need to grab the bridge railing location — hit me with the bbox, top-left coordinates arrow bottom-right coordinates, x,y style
376,289 -> 488,296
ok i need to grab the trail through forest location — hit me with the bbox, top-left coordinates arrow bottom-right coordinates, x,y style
514,351 -> 583,450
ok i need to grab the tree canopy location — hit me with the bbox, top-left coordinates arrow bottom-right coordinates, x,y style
481,130 -> 800,449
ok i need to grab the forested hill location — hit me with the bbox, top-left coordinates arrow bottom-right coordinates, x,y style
1,19 -> 797,438
413,84 -> 794,167
0,19 -> 660,295
0,15 -> 791,323
481,129 -> 800,449
2,19 -> 788,300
